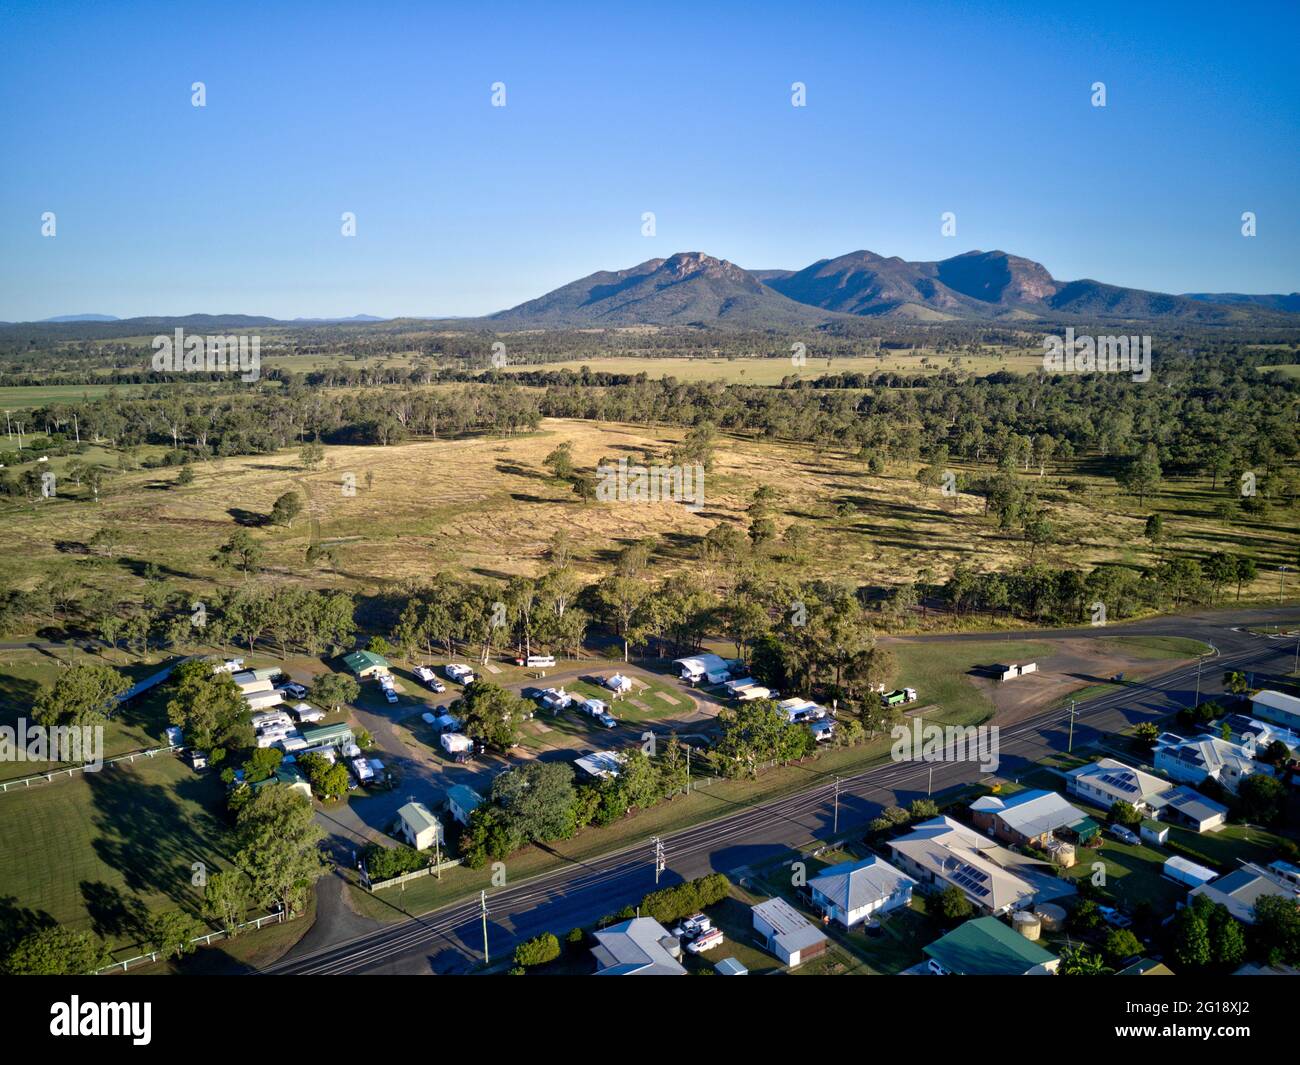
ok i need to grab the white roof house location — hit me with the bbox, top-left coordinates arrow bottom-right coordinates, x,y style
1148,785 -> 1229,832
888,816 -> 1040,915
1154,735 -> 1270,794
574,751 -> 626,780
244,689 -> 284,710
1189,862 -> 1300,924
591,917 -> 686,975
1065,757 -> 1171,811
1249,690 -> 1300,731
808,856 -> 917,928
396,802 -> 444,851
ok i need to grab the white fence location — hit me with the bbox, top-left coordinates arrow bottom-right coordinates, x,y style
0,743 -> 181,794
367,858 -> 463,891
92,910 -> 292,974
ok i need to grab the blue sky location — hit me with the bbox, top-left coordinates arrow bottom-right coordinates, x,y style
1,0 -> 1296,320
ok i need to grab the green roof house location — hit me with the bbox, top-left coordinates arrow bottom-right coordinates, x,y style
342,650 -> 389,677
923,916 -> 1059,975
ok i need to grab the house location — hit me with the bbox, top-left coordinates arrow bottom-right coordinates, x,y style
298,722 -> 354,748
591,917 -> 686,975
251,763 -> 312,798
445,784 -> 484,826
1154,735 -> 1271,794
1148,785 -> 1229,833
1065,757 -> 1171,813
1250,690 -> 1300,732
673,653 -> 731,684
574,751 -> 625,780
968,789 -> 1087,848
808,719 -> 836,742
341,649 -> 389,678
750,897 -> 829,967
923,916 -> 1059,975
887,816 -> 1045,915
1163,855 -> 1219,889
1189,862 -> 1300,924
1213,713 -> 1300,753
396,802 -> 444,851
807,856 -> 917,927
778,697 -> 826,723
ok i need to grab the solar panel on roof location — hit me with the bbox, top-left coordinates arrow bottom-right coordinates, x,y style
1098,771 -> 1138,793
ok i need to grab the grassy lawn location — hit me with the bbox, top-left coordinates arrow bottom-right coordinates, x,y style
564,675 -> 691,721
891,639 -> 1055,725
1097,636 -> 1213,660
0,650 -> 178,783
0,753 -> 235,959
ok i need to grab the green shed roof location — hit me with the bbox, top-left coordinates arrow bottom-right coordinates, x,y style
343,650 -> 388,672
923,917 -> 1057,975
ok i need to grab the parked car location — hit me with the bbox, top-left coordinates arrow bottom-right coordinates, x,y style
596,712 -> 617,729
1108,824 -> 1140,846
383,688 -> 398,704
279,682 -> 308,699
685,928 -> 724,954
1098,905 -> 1133,929
682,913 -> 711,935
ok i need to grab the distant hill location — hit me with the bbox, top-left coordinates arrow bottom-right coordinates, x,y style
40,313 -> 120,323
487,251 -> 838,329
1184,292 -> 1300,314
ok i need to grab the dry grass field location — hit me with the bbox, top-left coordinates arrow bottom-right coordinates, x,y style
4,417 -> 1296,613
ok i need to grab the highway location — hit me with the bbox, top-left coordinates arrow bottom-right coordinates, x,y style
262,607 -> 1300,975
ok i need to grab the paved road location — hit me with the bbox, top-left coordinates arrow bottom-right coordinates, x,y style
262,608 -> 1300,975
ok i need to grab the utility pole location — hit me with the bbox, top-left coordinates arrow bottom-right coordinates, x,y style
685,746 -> 691,794
1281,565 -> 1290,604
927,763 -> 934,796
1193,657 -> 1202,708
480,891 -> 489,966
652,836 -> 665,884
1067,700 -> 1077,753
833,776 -> 842,832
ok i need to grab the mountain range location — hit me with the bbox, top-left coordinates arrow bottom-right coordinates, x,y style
10,254 -> 1297,333
486,249 -> 1300,329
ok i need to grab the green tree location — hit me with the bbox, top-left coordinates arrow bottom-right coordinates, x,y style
1,927 -> 109,975
166,659 -> 252,764
203,870 -> 253,935
269,491 -> 303,527
148,910 -> 203,960
32,662 -> 130,727
234,785 -> 327,917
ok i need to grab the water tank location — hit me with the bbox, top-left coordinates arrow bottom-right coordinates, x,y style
1035,904 -> 1067,932
1012,911 -> 1042,940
